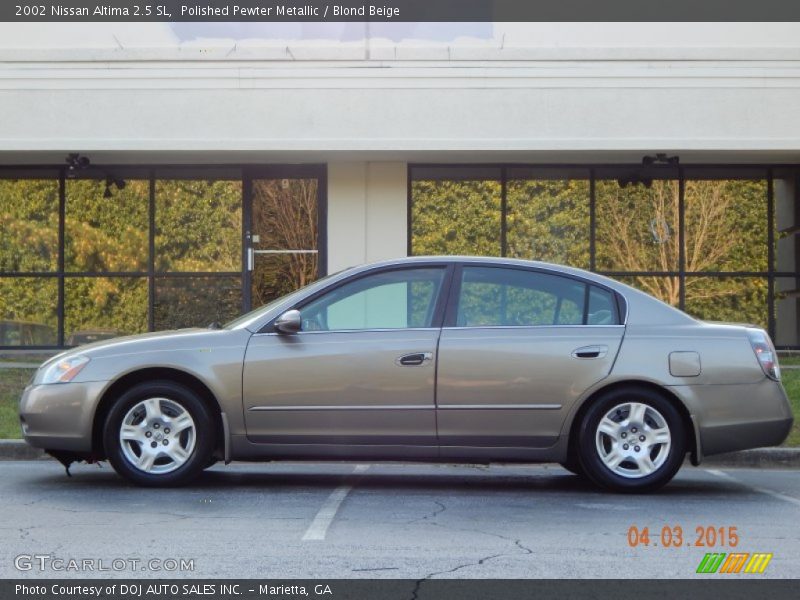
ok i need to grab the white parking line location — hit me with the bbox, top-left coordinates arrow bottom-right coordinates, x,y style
705,469 -> 736,481
302,464 -> 370,541
706,469 -> 800,508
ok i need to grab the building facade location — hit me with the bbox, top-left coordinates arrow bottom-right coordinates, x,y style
1,22 -> 799,348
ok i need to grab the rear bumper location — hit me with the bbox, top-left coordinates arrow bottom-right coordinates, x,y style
699,417 -> 793,456
18,381 -> 107,452
669,379 -> 794,458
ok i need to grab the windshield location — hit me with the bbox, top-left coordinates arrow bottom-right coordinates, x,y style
223,269 -> 348,330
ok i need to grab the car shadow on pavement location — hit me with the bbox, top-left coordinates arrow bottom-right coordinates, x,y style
14,461 -> 750,498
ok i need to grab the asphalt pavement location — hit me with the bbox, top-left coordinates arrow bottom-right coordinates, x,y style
1,461 -> 798,579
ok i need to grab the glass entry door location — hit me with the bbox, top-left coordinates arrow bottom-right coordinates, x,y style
245,167 -> 325,312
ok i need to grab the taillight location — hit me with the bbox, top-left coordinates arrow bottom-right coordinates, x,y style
747,329 -> 781,381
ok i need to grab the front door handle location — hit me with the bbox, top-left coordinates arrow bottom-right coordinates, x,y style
396,352 -> 433,366
571,345 -> 608,359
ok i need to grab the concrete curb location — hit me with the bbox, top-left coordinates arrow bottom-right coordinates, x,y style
700,448 -> 800,469
0,362 -> 39,369
0,440 -> 48,460
0,439 -> 799,467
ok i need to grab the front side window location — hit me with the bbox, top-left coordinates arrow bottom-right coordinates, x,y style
456,267 -> 619,327
299,268 -> 445,332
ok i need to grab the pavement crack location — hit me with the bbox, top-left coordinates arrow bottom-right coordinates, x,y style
512,537 -> 533,555
406,500 -> 447,524
428,520 -> 532,554
409,553 -> 504,600
407,520 -> 534,598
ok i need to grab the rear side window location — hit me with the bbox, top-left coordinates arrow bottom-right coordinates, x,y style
455,267 -> 620,327
587,286 -> 620,325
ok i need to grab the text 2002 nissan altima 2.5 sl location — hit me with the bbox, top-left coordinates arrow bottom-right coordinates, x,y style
19,257 -> 793,492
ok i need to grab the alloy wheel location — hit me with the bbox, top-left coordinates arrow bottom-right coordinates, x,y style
119,397 -> 196,474
594,401 -> 671,479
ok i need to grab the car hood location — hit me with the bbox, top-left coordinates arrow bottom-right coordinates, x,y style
42,328 -> 224,365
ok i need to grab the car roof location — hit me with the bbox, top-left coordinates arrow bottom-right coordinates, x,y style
348,255 -> 622,287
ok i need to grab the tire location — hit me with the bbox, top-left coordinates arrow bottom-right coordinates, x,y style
577,387 -> 686,493
103,381 -> 215,487
559,457 -> 585,477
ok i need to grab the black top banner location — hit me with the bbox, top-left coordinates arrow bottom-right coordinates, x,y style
5,0 -> 800,22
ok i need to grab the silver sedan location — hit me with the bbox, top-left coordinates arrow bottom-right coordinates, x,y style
19,257 -> 793,492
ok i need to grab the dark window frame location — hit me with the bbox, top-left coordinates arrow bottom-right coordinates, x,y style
0,164 -> 328,349
409,163 -> 799,348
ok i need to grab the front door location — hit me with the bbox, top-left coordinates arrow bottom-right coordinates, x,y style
242,266 -> 450,450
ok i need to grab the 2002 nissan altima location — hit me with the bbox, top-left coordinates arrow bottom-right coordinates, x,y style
19,257 -> 792,492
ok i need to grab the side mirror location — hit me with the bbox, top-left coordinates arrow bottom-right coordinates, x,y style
274,309 -> 302,334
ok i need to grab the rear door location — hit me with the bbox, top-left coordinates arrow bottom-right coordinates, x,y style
436,265 -> 624,450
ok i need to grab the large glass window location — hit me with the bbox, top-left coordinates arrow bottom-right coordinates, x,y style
410,165 -> 792,346
152,177 -> 244,331
65,179 -> 149,273
595,179 -> 680,274
299,268 -> 445,331
155,180 -> 242,272
154,276 -> 242,330
0,176 -> 60,346
411,168 -> 502,256
684,276 -> 768,329
507,169 -> 590,268
0,277 -> 58,346
0,166 -> 324,348
0,178 -> 59,273
64,277 -> 148,343
615,275 -> 681,308
684,179 -> 768,273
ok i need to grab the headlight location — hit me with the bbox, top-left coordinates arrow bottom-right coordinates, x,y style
39,355 -> 91,384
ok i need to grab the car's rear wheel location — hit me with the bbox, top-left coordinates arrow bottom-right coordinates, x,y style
103,381 -> 215,486
577,387 -> 686,493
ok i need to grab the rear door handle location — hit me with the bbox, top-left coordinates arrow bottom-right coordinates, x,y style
396,352 -> 433,366
571,345 -> 608,359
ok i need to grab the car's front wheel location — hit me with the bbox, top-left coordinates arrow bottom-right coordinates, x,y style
103,381 -> 215,486
559,457 -> 585,477
577,387 -> 686,493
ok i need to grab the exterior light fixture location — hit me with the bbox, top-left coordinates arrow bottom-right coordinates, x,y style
103,176 -> 126,198
642,153 -> 680,166
617,177 -> 654,189
65,153 -> 90,178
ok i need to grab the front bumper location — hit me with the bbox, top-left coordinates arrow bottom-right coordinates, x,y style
19,381 -> 108,452
669,378 -> 794,458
